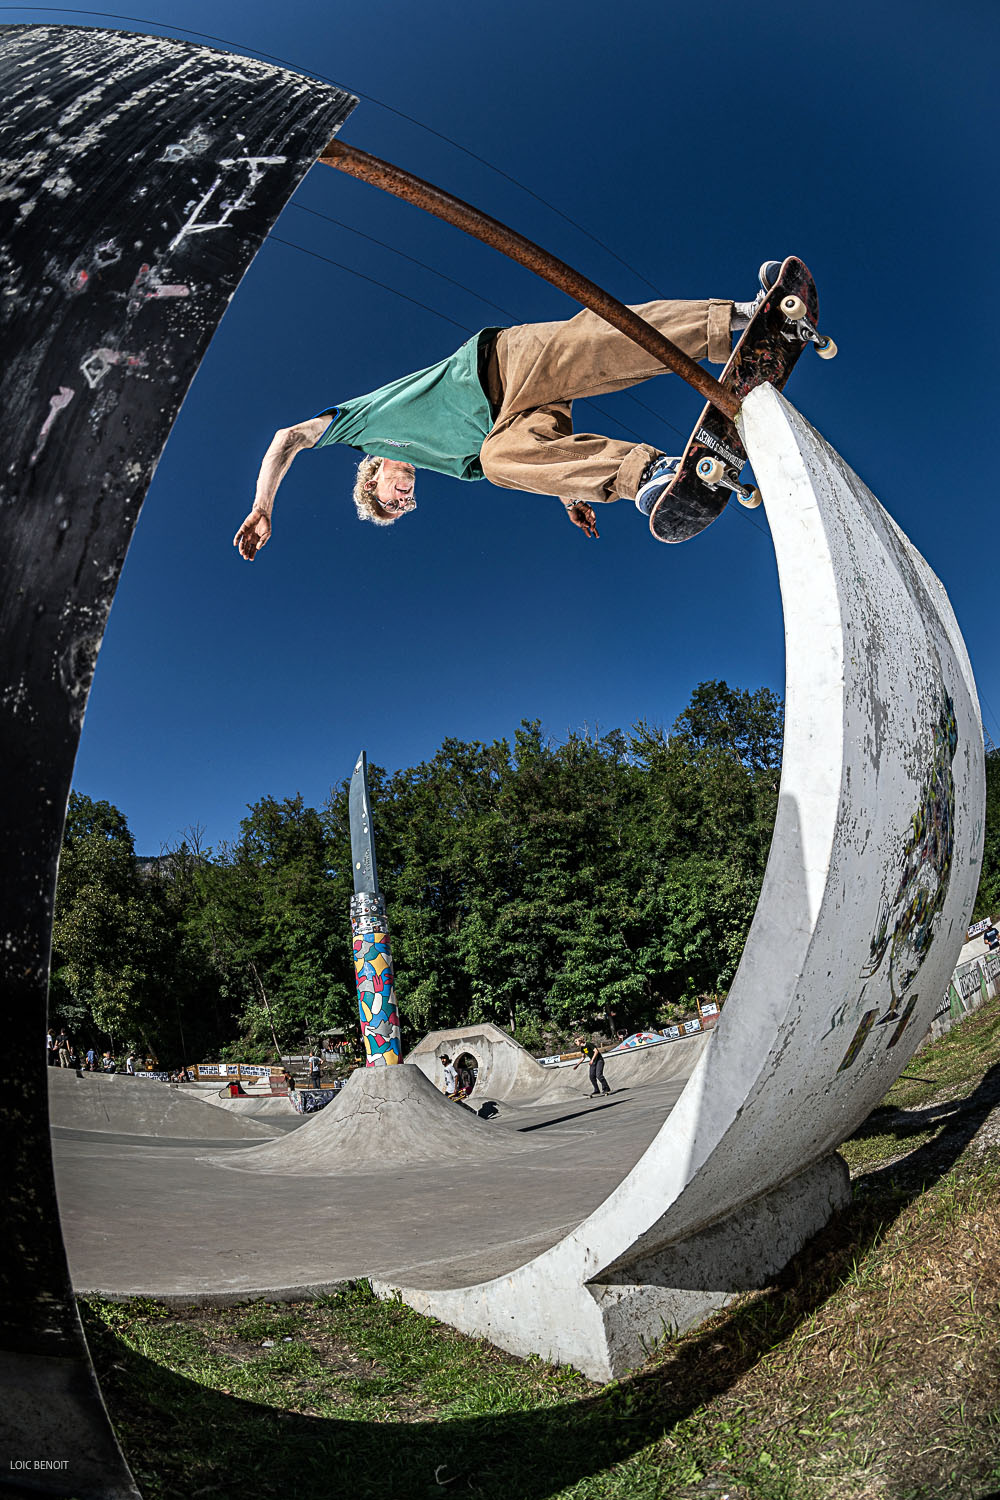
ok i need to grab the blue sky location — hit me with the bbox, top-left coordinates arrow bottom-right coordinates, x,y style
7,0 -> 997,853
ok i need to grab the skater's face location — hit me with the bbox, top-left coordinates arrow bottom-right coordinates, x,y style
373,458 -> 417,518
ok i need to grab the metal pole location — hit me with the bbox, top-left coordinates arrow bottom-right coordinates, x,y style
349,751 -> 402,1065
317,139 -> 740,422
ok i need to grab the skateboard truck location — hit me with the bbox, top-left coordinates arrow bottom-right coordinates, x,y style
694,456 -> 762,509
779,294 -> 838,359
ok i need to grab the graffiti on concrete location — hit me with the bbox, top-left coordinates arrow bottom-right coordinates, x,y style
837,1008 -> 878,1072
863,693 -> 958,1010
885,995 -> 919,1050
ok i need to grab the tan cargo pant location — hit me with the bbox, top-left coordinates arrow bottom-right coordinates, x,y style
479,298 -> 733,506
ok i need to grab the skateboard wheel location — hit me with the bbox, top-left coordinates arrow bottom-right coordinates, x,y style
696,456 -> 726,486
781,295 -> 807,321
738,486 -> 762,509
815,335 -> 838,359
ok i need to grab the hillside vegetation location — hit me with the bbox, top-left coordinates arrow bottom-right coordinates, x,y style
53,681 -> 785,1061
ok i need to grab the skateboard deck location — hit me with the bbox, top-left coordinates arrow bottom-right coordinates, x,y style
649,256 -> 831,543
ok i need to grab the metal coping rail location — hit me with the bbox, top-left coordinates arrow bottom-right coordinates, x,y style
318,139 -> 740,422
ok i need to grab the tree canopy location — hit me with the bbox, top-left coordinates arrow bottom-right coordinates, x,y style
60,681 -> 995,1062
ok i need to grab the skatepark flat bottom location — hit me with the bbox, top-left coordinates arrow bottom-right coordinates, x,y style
51,1071 -> 693,1300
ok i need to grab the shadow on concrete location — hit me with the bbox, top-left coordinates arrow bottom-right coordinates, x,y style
74,1063 -> 1000,1500
516,1100 -> 627,1132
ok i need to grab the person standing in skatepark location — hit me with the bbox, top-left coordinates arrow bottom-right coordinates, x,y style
233,265 -> 780,557
573,1036 -> 612,1097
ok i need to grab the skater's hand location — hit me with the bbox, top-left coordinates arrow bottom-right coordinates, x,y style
234,507 -> 271,560
563,501 -> 599,539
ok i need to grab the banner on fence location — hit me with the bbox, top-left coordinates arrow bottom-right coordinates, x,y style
193,1063 -> 284,1080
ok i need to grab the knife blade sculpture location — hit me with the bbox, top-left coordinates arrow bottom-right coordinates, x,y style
349,751 -> 402,1065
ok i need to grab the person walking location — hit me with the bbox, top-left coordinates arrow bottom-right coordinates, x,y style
307,1049 -> 323,1090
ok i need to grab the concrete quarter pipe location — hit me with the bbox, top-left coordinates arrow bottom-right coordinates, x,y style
377,386 -> 985,1379
0,19 -> 985,1491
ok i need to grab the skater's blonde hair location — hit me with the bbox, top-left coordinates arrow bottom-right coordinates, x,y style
352,455 -> 395,526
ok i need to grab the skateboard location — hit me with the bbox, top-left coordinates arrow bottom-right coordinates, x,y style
649,256 -> 835,543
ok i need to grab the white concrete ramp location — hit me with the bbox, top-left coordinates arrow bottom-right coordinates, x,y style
47,1069 -> 284,1140
407,1021 -> 708,1105
377,384 -> 985,1380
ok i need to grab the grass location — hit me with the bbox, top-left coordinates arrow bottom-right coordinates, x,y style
84,1002 -> 1000,1500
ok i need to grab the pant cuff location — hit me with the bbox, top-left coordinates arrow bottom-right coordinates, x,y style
707,299 -> 733,364
615,443 -> 660,500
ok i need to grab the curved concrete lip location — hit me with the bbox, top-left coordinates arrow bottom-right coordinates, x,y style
375,386 -> 985,1379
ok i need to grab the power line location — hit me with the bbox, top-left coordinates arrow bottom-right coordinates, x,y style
265,232 -> 648,442
3,6 -> 662,293
286,200 -> 693,445
266,234 -> 471,332
289,202 -> 516,321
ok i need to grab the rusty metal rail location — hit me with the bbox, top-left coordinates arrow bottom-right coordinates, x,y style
317,139 -> 740,422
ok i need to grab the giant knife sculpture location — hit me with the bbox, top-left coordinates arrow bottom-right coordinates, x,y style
349,751 -> 402,1065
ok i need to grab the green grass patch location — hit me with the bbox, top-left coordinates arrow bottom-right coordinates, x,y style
84,1001 -> 1000,1500
884,999 -> 1000,1110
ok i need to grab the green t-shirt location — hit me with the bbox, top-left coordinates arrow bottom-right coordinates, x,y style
313,329 -> 500,482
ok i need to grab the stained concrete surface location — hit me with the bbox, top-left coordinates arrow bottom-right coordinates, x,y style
205,1063 -> 538,1173
47,1068 -> 286,1139
51,1070 -> 691,1299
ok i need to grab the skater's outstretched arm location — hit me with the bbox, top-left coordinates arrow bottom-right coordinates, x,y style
234,414 -> 332,560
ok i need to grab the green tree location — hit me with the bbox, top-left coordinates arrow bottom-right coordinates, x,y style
204,795 -> 356,1056
52,678 -> 788,1062
51,793 -> 161,1047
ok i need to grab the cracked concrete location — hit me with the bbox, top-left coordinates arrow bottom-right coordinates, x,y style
204,1064 -> 524,1173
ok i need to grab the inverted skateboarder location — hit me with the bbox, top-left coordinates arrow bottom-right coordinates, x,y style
234,263 -> 780,555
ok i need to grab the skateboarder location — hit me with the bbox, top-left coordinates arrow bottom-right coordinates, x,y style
573,1037 -> 611,1097
233,264 -> 780,557
439,1053 -> 459,1099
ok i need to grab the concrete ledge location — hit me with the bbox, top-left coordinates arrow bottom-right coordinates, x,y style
590,1154 -> 851,1377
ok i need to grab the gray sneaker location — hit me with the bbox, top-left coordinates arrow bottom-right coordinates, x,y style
634,454 -> 681,516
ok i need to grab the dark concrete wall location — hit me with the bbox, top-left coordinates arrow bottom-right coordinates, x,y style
0,25 -> 355,1494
